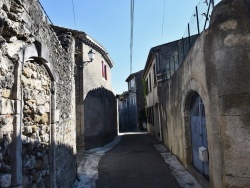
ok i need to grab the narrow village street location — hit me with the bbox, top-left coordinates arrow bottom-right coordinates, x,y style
75,132 -> 200,188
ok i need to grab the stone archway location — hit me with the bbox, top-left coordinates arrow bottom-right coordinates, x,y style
21,58 -> 51,187
183,90 -> 209,180
189,92 -> 209,179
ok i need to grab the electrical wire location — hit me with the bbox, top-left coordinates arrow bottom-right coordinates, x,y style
161,0 -> 165,41
71,0 -> 77,29
130,0 -> 135,74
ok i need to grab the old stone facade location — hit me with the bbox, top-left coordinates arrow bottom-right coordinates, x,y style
143,0 -> 250,187
52,26 -> 117,150
0,0 -> 118,186
0,0 -> 77,187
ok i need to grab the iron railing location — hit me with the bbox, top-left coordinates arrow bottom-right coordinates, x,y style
159,0 -> 221,82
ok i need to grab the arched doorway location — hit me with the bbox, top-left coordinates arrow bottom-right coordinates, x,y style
190,93 -> 209,179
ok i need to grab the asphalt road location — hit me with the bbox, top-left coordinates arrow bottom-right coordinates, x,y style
96,133 -> 181,188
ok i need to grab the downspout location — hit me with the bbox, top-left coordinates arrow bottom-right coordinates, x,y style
50,81 -> 57,188
11,47 -> 25,187
158,104 -> 162,142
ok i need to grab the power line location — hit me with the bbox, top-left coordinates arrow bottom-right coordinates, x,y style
71,0 -> 77,29
130,0 -> 135,74
161,0 -> 165,41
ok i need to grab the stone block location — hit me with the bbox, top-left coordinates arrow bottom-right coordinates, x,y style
35,160 -> 43,170
1,115 -> 13,134
40,133 -> 49,143
36,106 -> 45,115
41,113 -> 49,124
22,174 -> 33,187
22,135 -> 31,144
36,92 -> 46,105
34,115 -> 41,123
0,97 -> 15,115
23,126 -> 33,134
0,173 -> 11,188
1,89 -> 11,98
5,41 -> 24,59
22,67 -> 31,78
23,154 -> 36,170
5,36 -> 17,43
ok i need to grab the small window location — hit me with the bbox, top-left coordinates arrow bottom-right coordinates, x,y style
145,79 -> 149,94
153,64 -> 156,86
102,61 -> 107,80
149,73 -> 152,92
130,78 -> 135,88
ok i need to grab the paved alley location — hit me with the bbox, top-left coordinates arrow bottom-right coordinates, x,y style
95,133 -> 180,188
74,132 -> 200,188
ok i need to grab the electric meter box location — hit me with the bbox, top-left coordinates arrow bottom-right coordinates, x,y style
198,146 -> 208,162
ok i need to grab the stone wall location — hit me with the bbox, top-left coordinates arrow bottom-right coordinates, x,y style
84,87 -> 117,150
157,0 -> 250,187
0,0 -> 76,187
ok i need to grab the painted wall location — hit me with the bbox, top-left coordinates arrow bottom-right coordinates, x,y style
144,58 -> 161,141
82,44 -> 113,98
72,33 -> 116,149
157,0 -> 250,187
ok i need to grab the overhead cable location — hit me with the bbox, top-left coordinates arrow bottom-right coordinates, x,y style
71,0 -> 77,29
130,0 -> 135,74
161,0 -> 165,41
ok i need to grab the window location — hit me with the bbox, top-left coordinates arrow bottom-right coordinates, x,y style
102,61 -> 107,80
130,78 -> 135,88
156,53 -> 161,74
147,106 -> 154,124
149,73 -> 152,92
153,64 -> 156,86
145,79 -> 149,94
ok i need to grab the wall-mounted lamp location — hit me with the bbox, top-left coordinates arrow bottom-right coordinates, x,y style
87,49 -> 95,62
79,49 -> 95,69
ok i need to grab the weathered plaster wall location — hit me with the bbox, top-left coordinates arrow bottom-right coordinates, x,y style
71,33 -> 115,149
158,0 -> 250,187
84,87 -> 117,149
146,58 -> 161,141
0,0 -> 76,187
82,44 -> 112,97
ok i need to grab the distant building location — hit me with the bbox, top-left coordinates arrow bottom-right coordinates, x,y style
118,70 -> 146,131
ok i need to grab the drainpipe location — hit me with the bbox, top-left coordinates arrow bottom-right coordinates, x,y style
158,104 -> 162,142
50,81 -> 57,188
11,47 -> 25,187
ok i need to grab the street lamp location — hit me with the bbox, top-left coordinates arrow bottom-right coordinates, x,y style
79,49 -> 95,68
87,49 -> 95,62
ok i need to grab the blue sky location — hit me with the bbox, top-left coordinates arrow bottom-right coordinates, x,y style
40,0 -> 200,94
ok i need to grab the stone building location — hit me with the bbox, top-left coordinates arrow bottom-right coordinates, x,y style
0,0 -> 116,187
53,26 -> 117,150
143,35 -> 198,141
118,70 -> 146,131
118,91 -> 129,131
143,0 -> 250,187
